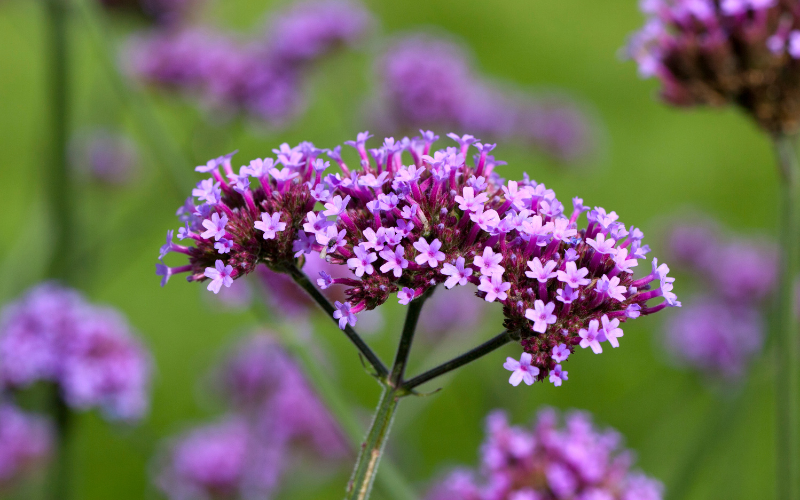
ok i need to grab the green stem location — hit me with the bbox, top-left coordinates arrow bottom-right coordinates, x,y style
345,385 -> 403,500
48,390 -> 72,500
286,264 -> 389,378
403,330 -> 511,391
43,0 -> 71,280
773,134 -> 799,500
389,294 -> 426,386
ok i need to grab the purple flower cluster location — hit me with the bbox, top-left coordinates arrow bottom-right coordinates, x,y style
425,408 -> 663,500
157,333 -> 347,499
626,0 -> 800,133
157,131 -> 677,386
663,219 -> 776,378
0,283 -> 152,421
0,403 -> 52,487
70,129 -> 139,185
373,35 -> 595,162
127,0 -> 372,125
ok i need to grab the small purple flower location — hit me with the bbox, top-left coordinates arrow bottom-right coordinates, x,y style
398,287 -> 416,305
0,403 -> 52,486
579,319 -> 602,354
204,260 -> 235,294
347,245 -> 377,277
441,257 -> 474,289
317,271 -> 334,289
192,179 -> 221,205
214,238 -> 233,254
556,285 -> 579,304
474,247 -> 504,277
323,195 -> 351,217
455,187 -> 488,212
379,247 -> 409,278
201,213 -> 228,241
596,275 -> 627,302
599,314 -> 624,348
478,274 -> 511,302
413,238 -> 446,268
587,233 -> 617,256
552,343 -> 570,363
503,352 -> 539,386
525,257 -> 557,282
556,262 -> 590,288
525,300 -> 557,333
333,301 -> 357,329
254,212 -> 287,240
549,364 -> 568,386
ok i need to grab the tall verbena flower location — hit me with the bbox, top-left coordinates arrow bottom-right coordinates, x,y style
156,333 -> 347,500
127,0 -> 372,125
374,35 -> 596,162
0,283 -> 152,422
626,0 -> 800,134
0,403 -> 52,488
157,131 -> 677,386
662,218 -> 776,379
424,408 -> 664,500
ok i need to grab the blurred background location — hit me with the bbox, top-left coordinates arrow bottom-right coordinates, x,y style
0,0 -> 785,499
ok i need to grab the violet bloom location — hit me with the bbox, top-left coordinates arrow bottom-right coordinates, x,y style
0,283 -> 152,422
625,0 -> 800,134
69,128 -> 139,185
156,416 -> 282,500
215,333 -> 348,458
157,131 -> 677,384
126,1 -> 372,126
664,296 -> 763,380
0,403 -> 52,487
424,409 -> 664,500
374,34 -> 596,162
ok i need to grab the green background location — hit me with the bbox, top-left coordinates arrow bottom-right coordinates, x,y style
0,0 -> 784,498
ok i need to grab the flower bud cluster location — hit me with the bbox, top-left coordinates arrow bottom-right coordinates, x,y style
425,408 -> 663,500
626,0 -> 800,134
157,131 -> 677,385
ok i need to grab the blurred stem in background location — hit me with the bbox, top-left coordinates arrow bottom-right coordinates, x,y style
42,0 -> 75,497
773,134 -> 799,500
43,0 -> 71,281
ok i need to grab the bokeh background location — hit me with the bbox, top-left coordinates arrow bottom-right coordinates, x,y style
0,0 -> 784,498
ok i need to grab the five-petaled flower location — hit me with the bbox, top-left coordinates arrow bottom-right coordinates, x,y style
254,212 -> 287,240
503,353 -> 539,386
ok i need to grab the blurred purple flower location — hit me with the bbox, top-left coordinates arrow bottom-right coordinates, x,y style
664,296 -> 763,380
70,129 -> 139,185
374,34 -> 596,162
0,283 -> 152,422
156,416 -> 283,500
0,403 -> 52,487
216,333 -> 348,458
126,0 -> 372,126
425,408 -> 663,500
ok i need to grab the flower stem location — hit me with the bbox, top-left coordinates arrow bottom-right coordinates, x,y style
48,389 -> 72,500
773,134 -> 799,500
345,385 -> 403,500
389,294 -> 427,386
43,0 -> 72,280
402,330 -> 511,391
286,264 -> 389,379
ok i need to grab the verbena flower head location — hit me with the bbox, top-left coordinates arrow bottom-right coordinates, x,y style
626,0 -> 800,134
664,295 -> 763,379
158,131 -> 677,385
662,219 -> 775,379
0,403 -> 52,487
127,0 -> 372,126
425,408 -> 663,500
216,333 -> 348,457
0,283 -> 152,422
156,416 -> 283,500
374,35 -> 595,162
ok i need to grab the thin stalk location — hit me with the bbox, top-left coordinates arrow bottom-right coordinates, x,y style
48,390 -> 72,500
286,264 -> 389,378
773,134 -> 799,500
345,386 -> 403,500
43,0 -> 71,280
403,330 -> 511,391
389,295 -> 426,386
